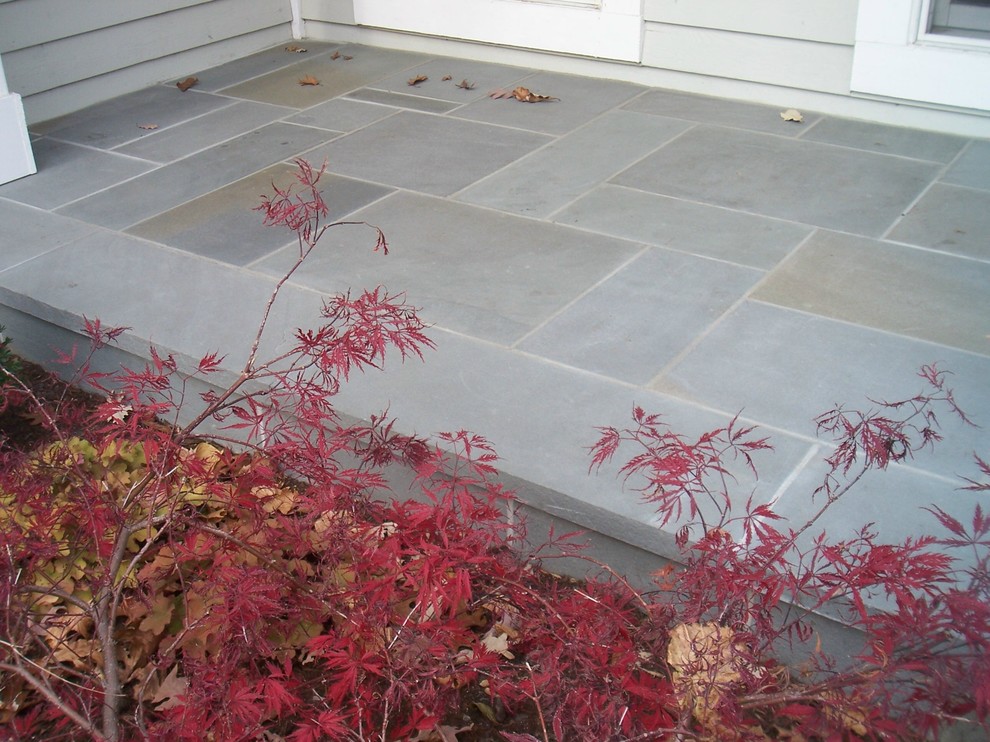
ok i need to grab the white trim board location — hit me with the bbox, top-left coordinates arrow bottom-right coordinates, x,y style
0,54 -> 36,186
852,0 -> 990,112
352,0 -> 642,62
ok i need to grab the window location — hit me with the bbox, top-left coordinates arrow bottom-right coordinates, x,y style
928,0 -> 990,39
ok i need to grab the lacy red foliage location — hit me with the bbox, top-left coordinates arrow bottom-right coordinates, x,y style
1,160 -> 986,742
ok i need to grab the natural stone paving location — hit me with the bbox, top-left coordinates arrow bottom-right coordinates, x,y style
1,41 -> 988,575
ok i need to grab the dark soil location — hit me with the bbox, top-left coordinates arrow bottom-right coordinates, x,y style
0,358 -> 104,452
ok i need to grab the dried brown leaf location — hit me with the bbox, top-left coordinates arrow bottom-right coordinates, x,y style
343,55 -> 353,60
442,75 -> 453,81
330,50 -> 341,60
780,108 -> 804,123
489,86 -> 557,103
511,86 -> 557,103
284,44 -> 307,53
456,79 -> 476,90
152,666 -> 188,710
408,74 -> 429,86
137,123 -> 159,130
298,74 -> 320,86
175,77 -> 198,92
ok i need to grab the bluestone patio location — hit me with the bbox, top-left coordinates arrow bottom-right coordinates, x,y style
1,41 -> 988,586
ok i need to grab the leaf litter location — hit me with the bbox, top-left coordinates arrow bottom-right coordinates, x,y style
489,86 -> 558,103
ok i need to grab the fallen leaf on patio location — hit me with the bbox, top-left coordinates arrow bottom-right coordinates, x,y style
284,44 -> 307,53
330,50 -> 341,60
512,86 -> 557,102
780,108 -> 804,123
408,74 -> 429,86
298,75 -> 320,86
456,79 -> 476,90
343,55 -> 353,60
489,86 -> 557,103
137,123 -> 158,130
175,77 -> 198,92
442,75 -> 453,81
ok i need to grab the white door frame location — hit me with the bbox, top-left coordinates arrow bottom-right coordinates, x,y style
851,0 -> 990,111
0,53 -> 36,185
352,0 -> 642,62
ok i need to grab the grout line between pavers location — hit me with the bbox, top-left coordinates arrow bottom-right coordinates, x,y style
746,297 -> 990,361
643,228 -> 819,389
508,243 -> 652,350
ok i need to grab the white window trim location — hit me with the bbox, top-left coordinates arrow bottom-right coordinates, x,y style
352,0 -> 642,62
851,0 -> 990,112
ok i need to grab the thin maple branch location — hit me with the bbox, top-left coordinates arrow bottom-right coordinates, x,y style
0,660 -> 107,740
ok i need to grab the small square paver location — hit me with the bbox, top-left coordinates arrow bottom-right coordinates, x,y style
941,140 -> 990,190
127,166 -> 394,266
451,70 -> 645,136
304,111 -> 550,196
624,89 -> 819,135
555,184 -> 811,270
192,42 -> 341,92
115,101 -> 294,163
0,230 -> 326,367
801,117 -> 968,162
368,57 -> 533,103
56,123 -> 331,229
0,138 -> 154,209
612,126 -> 940,237
755,230 -> 990,354
343,88 -> 460,114
33,87 -> 233,149
286,98 -> 397,132
653,301 -> 990,480
887,183 -> 990,260
519,247 -> 763,384
771,460 -> 988,604
0,200 -> 97,271
220,45 -> 430,107
456,110 -> 690,217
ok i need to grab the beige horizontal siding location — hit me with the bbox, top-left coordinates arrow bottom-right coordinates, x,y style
642,23 -> 853,95
643,0 -> 858,45
0,0 -> 291,122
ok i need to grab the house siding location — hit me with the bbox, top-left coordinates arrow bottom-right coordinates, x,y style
642,0 -> 859,95
0,0 -> 293,123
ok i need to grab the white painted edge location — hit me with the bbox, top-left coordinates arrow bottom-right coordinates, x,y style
352,0 -> 642,62
0,92 -> 37,185
289,0 -> 304,39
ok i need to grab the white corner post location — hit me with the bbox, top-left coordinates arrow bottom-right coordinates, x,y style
0,52 -> 36,185
289,0 -> 305,39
